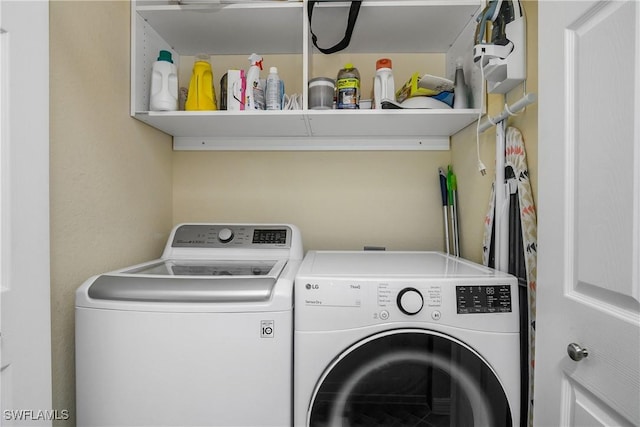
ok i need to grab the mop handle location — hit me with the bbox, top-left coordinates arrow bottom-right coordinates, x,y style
439,168 -> 448,207
439,168 -> 450,254
447,166 -> 460,256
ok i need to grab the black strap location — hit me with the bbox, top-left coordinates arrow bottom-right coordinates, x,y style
308,1 -> 362,54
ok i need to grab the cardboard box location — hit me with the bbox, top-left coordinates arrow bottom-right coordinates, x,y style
227,69 -> 246,111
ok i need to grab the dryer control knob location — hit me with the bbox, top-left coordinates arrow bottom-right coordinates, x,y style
397,288 -> 424,315
217,228 -> 234,243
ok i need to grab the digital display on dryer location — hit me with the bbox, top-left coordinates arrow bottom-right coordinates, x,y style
456,285 -> 512,314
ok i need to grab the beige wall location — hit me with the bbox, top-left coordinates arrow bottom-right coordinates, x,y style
49,1 -> 537,425
49,1 -> 173,425
173,151 -> 453,251
451,0 -> 538,263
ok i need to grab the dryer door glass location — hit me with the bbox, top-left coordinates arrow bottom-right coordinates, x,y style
308,330 -> 512,427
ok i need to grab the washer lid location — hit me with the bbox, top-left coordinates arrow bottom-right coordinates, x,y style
86,259 -> 286,303
130,259 -> 279,276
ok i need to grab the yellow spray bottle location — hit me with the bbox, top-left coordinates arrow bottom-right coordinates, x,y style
185,54 -> 217,111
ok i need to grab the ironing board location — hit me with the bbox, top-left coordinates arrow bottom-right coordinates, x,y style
482,126 -> 537,427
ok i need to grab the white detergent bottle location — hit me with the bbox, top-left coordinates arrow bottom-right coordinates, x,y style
265,67 -> 283,110
149,50 -> 178,111
373,58 -> 395,109
245,53 -> 264,110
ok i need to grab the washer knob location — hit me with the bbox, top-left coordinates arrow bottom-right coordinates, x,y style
217,228 -> 234,243
397,288 -> 424,315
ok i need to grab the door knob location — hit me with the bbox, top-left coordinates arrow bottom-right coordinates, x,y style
567,343 -> 589,362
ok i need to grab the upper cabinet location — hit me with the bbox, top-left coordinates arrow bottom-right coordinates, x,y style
131,0 -> 483,150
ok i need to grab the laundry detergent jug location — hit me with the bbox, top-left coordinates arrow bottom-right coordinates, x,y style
185,54 -> 217,111
149,50 -> 178,111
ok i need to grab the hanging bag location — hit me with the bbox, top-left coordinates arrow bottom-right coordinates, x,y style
308,0 -> 362,54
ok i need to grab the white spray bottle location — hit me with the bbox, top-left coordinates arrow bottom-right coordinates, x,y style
245,53 -> 264,110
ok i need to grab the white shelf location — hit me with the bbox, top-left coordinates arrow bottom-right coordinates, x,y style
135,110 -> 309,138
303,109 -> 479,138
131,0 -> 483,150
134,108 -> 480,150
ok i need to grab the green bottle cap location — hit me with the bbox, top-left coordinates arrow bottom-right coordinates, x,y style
344,63 -> 354,69
157,50 -> 173,63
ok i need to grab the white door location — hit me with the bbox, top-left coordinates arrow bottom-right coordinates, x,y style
0,1 -> 53,425
534,1 -> 639,426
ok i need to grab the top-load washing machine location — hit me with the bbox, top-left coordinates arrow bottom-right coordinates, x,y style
294,251 -> 520,427
76,223 -> 302,427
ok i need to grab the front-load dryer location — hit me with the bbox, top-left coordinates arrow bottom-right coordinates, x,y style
294,251 -> 520,427
76,223 -> 302,427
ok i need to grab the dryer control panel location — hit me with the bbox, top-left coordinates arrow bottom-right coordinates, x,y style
295,251 -> 519,334
456,285 -> 512,314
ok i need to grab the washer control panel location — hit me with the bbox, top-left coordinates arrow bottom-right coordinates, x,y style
171,224 -> 291,249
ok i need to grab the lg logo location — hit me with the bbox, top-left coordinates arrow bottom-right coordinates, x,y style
305,283 -> 319,290
261,320 -> 274,338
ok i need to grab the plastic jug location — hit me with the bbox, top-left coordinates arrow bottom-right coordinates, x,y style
185,54 -> 217,111
373,58 -> 395,109
149,50 -> 178,111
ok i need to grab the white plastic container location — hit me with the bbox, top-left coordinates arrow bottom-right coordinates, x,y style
266,67 -> 283,110
308,77 -> 335,110
149,50 -> 178,111
373,58 -> 395,109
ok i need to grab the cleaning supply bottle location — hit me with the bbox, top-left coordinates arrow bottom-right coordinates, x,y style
265,67 -> 283,110
453,58 -> 469,109
149,50 -> 178,111
245,53 -> 264,110
336,63 -> 360,109
373,58 -> 395,109
185,54 -> 217,111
